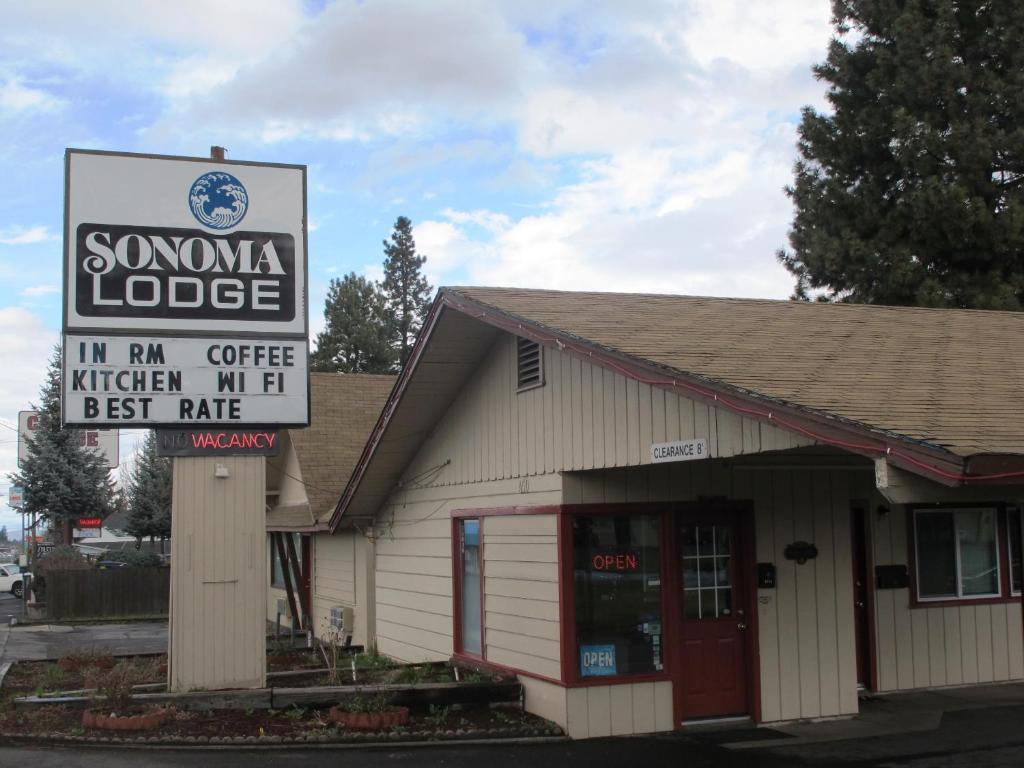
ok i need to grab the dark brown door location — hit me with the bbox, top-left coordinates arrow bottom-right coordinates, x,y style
678,515 -> 749,719
851,506 -> 872,688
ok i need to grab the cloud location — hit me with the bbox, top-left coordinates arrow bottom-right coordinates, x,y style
19,285 -> 60,297
0,78 -> 63,113
0,226 -> 58,245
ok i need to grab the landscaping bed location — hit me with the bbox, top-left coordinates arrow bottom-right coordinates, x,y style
0,651 -> 562,747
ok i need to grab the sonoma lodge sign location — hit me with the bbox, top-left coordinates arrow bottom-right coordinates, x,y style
62,150 -> 309,427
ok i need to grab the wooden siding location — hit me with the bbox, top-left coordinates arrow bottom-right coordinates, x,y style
565,462 -> 870,723
484,514 -> 561,679
170,456 -> 266,691
872,505 -> 1024,691
373,475 -> 563,665
565,682 -> 673,739
400,334 -> 814,489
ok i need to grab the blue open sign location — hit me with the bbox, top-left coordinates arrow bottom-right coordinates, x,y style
580,644 -> 617,676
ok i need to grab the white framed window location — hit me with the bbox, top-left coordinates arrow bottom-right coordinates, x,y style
914,507 -> 1001,601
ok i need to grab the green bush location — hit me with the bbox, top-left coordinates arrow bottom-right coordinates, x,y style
102,550 -> 162,567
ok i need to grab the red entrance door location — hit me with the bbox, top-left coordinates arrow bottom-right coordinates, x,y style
677,515 -> 749,719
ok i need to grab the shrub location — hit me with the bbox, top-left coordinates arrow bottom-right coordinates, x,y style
37,545 -> 90,571
102,550 -> 162,567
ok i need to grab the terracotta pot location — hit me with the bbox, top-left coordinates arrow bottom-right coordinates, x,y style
82,707 -> 170,732
328,705 -> 410,731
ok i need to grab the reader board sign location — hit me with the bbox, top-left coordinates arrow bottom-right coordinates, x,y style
61,149 -> 309,427
64,150 -> 307,337
7,486 -> 23,509
19,410 -> 119,468
650,438 -> 708,464
63,335 -> 308,427
156,428 -> 281,457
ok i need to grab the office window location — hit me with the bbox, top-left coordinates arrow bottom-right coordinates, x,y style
573,514 -> 663,677
914,508 -> 999,600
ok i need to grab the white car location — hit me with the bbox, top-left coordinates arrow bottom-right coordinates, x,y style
0,564 -> 28,598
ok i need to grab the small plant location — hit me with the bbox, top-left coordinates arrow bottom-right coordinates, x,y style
424,704 -> 450,729
38,664 -> 69,690
492,707 -> 520,726
390,665 -> 426,685
284,706 -> 306,720
336,692 -> 395,714
356,648 -> 397,673
91,663 -> 142,712
316,623 -> 349,684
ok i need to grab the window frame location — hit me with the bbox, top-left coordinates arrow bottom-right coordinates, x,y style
452,515 -> 486,661
270,532 -> 302,589
1008,506 -> 1023,597
909,504 -> 1012,607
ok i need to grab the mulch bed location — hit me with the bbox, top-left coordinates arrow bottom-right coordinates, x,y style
0,654 -> 562,747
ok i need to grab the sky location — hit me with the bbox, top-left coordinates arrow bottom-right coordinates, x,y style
0,0 -> 834,536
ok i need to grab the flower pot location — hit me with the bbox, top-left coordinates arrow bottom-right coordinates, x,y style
328,705 -> 409,731
82,707 -> 170,732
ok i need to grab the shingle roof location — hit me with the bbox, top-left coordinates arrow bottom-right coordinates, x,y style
288,372 -> 395,521
448,287 -> 1024,458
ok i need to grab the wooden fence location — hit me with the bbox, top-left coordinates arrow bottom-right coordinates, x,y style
41,568 -> 170,620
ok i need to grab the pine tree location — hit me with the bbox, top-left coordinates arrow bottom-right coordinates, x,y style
125,431 -> 172,546
381,216 -> 433,368
9,347 -> 114,543
779,0 -> 1024,308
311,273 -> 395,373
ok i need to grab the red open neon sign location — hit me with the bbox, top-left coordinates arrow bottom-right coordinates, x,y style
591,553 -> 639,571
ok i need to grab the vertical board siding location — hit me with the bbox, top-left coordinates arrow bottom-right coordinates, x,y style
399,334 -> 815,490
170,456 -> 266,691
872,505 -> 1024,691
564,682 -> 673,739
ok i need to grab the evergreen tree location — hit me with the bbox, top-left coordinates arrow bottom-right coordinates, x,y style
125,431 -> 172,545
381,216 -> 433,368
311,272 -> 394,373
779,0 -> 1024,308
9,347 -> 114,543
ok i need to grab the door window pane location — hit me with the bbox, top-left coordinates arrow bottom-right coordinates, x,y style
573,514 -> 662,676
681,524 -> 733,619
460,519 -> 482,655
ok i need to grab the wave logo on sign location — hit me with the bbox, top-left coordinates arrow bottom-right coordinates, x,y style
188,171 -> 248,230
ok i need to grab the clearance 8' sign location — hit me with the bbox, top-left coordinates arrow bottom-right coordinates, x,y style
62,149 -> 309,428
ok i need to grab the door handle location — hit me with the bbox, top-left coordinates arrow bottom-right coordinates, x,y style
737,622 -> 747,631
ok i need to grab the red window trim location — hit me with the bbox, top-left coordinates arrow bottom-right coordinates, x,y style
906,503 -> 1016,609
451,516 -> 486,662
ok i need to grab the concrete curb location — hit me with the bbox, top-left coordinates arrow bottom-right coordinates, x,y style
0,732 -> 567,751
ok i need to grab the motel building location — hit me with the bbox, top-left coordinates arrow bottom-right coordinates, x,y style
289,286 -> 1024,739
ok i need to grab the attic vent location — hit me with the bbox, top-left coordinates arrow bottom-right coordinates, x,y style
517,337 -> 544,391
